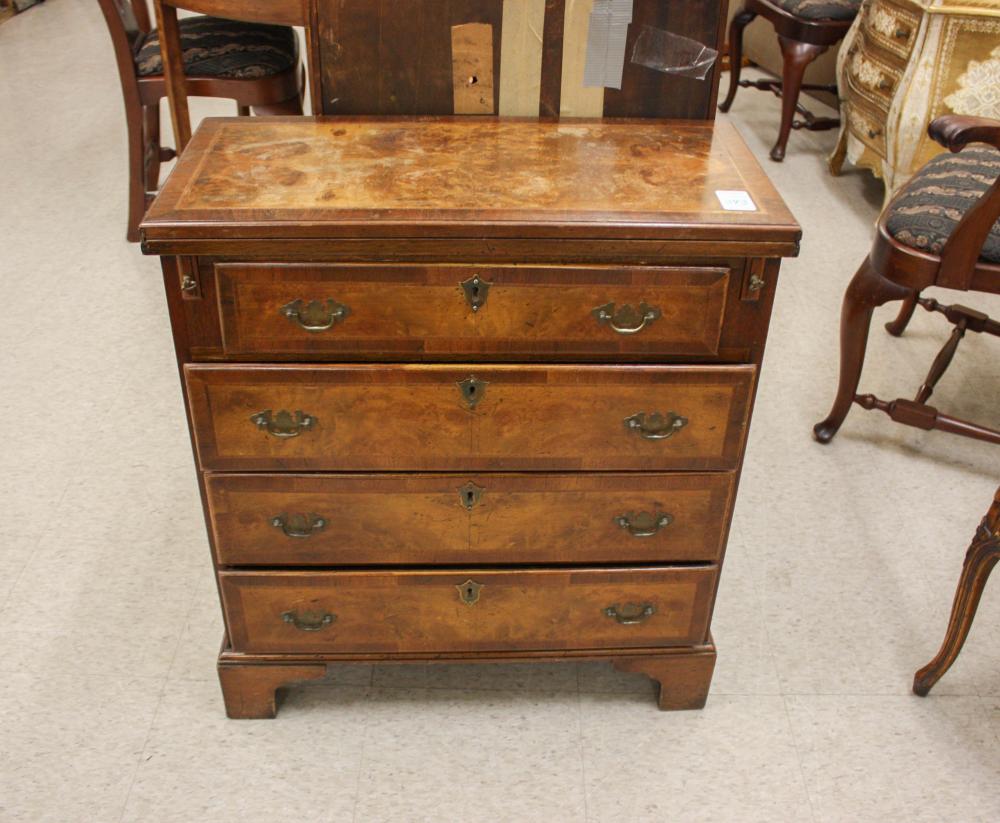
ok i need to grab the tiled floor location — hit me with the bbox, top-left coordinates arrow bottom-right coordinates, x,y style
1,2 -> 999,821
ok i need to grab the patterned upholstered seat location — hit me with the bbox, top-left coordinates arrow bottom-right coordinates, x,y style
886,147 -> 1000,264
772,0 -> 861,21
135,16 -> 297,80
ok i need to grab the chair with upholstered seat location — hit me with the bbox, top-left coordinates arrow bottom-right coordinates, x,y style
720,0 -> 861,161
98,0 -> 304,242
814,115 -> 1000,446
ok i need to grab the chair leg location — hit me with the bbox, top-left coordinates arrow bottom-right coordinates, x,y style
124,97 -> 147,244
142,104 -> 163,195
770,36 -> 827,161
885,290 -> 920,337
252,96 -> 305,116
813,256 -> 912,443
718,7 -> 758,113
913,492 -> 1000,696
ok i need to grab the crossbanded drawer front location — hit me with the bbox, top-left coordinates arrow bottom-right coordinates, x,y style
184,364 -> 754,472
206,472 -> 735,566
219,566 -> 716,654
216,263 -> 729,360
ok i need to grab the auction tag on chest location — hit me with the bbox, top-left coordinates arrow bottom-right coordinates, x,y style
715,190 -> 757,211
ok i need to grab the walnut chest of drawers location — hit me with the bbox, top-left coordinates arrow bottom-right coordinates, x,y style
141,117 -> 799,717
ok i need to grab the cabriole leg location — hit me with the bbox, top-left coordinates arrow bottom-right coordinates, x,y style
914,491 -> 1000,696
719,8 -> 759,113
814,256 -> 911,443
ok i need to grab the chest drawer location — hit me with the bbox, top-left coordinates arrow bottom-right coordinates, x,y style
219,566 -> 716,654
215,263 -> 730,360
844,42 -> 900,113
185,364 -> 754,472
844,98 -> 887,160
860,0 -> 920,63
206,472 -> 735,566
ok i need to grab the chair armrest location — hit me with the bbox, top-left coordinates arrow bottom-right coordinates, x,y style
928,115 -> 1000,153
928,116 -> 1000,288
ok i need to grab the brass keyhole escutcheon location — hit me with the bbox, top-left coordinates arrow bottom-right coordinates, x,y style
461,275 -> 491,312
459,481 -> 484,510
457,579 -> 483,606
457,375 -> 488,409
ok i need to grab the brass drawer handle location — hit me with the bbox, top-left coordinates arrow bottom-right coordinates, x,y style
250,409 -> 316,438
271,513 -> 326,538
280,298 -> 350,332
282,610 -> 336,631
624,411 -> 688,440
878,79 -> 893,92
867,127 -> 882,139
615,511 -> 674,537
592,302 -> 662,335
604,602 -> 656,625
894,26 -> 911,40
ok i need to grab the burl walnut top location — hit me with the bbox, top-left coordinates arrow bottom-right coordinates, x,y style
142,117 -> 799,245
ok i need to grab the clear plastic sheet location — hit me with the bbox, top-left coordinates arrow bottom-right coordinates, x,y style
631,24 -> 718,81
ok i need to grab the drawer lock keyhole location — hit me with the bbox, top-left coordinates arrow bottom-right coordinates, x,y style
457,579 -> 483,606
459,481 -> 484,510
461,275 -> 491,312
457,376 -> 488,409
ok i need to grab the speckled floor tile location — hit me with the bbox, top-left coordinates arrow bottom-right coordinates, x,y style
371,659 -> 580,692
704,537 -> 782,696
353,688 -> 586,822
120,679 -> 368,823
786,695 -> 1000,823
581,693 -> 813,822
0,671 -> 161,823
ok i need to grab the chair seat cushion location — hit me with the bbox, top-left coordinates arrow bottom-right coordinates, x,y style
886,147 -> 1000,264
771,0 -> 862,21
135,16 -> 297,80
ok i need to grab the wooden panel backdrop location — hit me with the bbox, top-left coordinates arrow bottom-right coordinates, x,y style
317,0 -> 729,118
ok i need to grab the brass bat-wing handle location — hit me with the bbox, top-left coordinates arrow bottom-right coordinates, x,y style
615,511 -> 674,537
281,610 -> 336,631
271,513 -> 327,538
280,298 -> 350,332
250,409 -> 316,438
624,412 -> 688,440
592,302 -> 661,335
604,603 -> 657,625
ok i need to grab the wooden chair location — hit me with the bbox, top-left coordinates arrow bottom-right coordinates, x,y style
913,486 -> 1000,696
814,115 -> 1000,446
152,0 -> 327,153
719,0 -> 860,161
154,0 -> 729,133
98,0 -> 305,241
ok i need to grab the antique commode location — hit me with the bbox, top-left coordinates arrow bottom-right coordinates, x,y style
141,117 -> 799,717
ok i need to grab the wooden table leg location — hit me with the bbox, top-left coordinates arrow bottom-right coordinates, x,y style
614,646 -> 717,710
913,489 -> 1000,696
218,662 -> 328,718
